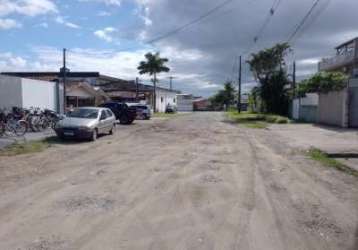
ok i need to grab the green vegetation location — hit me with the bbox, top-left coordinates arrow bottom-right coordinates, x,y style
137,52 -> 170,113
307,148 -> 358,177
297,71 -> 348,97
227,111 -> 290,129
0,140 -> 50,157
247,43 -> 291,116
209,81 -> 236,111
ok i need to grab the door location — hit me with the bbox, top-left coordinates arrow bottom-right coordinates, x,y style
99,110 -> 108,133
349,87 -> 358,127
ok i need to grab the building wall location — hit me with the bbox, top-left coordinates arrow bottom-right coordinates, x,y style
21,78 -> 57,111
318,89 -> 348,127
177,94 -> 194,112
292,94 -> 318,122
156,89 -> 177,112
0,75 -> 22,109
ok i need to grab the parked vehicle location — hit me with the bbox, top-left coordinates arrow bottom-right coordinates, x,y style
127,103 -> 152,120
165,104 -> 177,113
99,102 -> 136,125
54,107 -> 116,141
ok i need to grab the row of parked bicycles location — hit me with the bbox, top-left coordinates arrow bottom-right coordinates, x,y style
0,107 -> 61,137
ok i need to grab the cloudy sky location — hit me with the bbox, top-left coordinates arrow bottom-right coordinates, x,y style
0,0 -> 357,96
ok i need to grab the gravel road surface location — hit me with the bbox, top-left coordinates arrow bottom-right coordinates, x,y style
0,112 -> 357,250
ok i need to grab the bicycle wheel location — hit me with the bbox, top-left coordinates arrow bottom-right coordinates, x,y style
14,120 -> 28,136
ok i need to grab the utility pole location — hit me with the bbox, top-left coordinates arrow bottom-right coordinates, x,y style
292,61 -> 296,94
238,55 -> 242,113
168,76 -> 175,90
62,48 -> 67,112
135,77 -> 139,101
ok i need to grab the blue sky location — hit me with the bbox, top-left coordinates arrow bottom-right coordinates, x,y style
1,0 -> 358,97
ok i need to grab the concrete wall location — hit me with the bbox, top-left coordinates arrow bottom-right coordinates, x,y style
156,89 -> 177,113
318,89 -> 348,127
177,94 -> 194,112
21,78 -> 57,111
0,75 -> 22,109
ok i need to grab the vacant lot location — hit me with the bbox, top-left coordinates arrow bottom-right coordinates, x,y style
0,112 -> 357,250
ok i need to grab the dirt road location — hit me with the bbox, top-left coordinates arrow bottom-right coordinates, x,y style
0,112 -> 357,250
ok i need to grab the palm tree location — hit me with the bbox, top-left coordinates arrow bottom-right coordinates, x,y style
137,52 -> 170,112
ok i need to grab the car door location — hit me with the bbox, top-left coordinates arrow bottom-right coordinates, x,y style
104,109 -> 114,132
99,110 -> 108,133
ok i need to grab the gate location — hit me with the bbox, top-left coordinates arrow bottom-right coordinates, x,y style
349,86 -> 358,127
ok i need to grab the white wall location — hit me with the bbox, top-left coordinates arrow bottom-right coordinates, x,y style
300,93 -> 318,106
21,78 -> 57,111
156,89 -> 177,112
0,75 -> 22,109
177,94 -> 194,112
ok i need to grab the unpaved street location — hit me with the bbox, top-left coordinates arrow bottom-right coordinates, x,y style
0,112 -> 357,250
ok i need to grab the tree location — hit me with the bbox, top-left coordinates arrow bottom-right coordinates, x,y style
297,71 -> 348,97
138,52 -> 170,112
210,81 -> 236,111
247,43 -> 291,115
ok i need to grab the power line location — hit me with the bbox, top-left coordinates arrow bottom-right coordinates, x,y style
242,0 -> 283,56
287,0 -> 321,43
147,0 -> 236,44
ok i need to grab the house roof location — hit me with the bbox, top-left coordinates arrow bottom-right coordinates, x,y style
335,37 -> 358,49
1,71 -> 100,78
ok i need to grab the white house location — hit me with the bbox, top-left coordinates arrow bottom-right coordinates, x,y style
0,75 -> 64,113
155,87 -> 180,113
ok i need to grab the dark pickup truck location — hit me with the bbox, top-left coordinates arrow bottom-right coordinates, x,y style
99,102 -> 136,125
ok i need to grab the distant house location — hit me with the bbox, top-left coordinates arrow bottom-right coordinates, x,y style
1,71 -> 181,113
193,98 -> 211,111
66,82 -> 109,108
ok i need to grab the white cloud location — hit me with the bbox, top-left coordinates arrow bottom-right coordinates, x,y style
94,27 -> 117,42
0,0 -> 57,17
0,18 -> 21,30
97,10 -> 111,16
55,16 -> 81,29
79,0 -> 121,7
37,22 -> 49,28
0,52 -> 27,70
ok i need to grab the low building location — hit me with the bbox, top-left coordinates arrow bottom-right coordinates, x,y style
0,74 -> 64,112
193,98 -> 211,111
316,37 -> 358,127
176,94 -> 194,112
66,82 -> 109,108
318,37 -> 358,77
1,71 -> 182,113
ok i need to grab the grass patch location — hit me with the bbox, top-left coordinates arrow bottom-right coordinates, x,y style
307,148 -> 358,177
226,111 -> 290,129
0,140 -> 50,157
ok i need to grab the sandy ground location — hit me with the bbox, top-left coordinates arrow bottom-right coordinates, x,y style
0,112 -> 357,250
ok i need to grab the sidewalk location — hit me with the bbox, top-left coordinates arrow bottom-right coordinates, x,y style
269,123 -> 358,154
268,124 -> 358,172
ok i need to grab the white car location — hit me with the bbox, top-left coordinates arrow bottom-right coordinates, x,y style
54,107 -> 116,141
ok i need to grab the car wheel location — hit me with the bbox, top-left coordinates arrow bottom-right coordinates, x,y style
120,115 -> 129,125
109,125 -> 114,135
91,129 -> 98,141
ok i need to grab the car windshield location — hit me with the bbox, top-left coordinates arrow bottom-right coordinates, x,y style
67,109 -> 99,119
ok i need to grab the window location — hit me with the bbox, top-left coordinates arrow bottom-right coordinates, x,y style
100,111 -> 107,120
161,97 -> 163,103
173,98 -> 176,103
